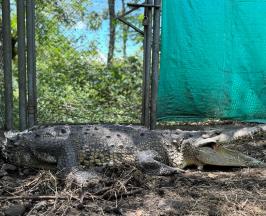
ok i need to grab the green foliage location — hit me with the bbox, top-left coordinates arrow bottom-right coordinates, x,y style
37,54 -> 142,124
35,0 -> 91,27
1,0 -> 143,128
34,0 -> 143,124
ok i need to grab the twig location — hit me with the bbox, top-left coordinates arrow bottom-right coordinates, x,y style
94,186 -> 111,195
119,188 -> 143,197
102,188 -> 143,200
0,192 -> 106,201
0,195 -> 74,201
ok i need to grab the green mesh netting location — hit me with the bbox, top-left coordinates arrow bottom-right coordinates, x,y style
157,0 -> 266,122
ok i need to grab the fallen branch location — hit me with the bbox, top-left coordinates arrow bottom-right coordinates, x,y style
0,188 -> 144,201
0,195 -> 75,201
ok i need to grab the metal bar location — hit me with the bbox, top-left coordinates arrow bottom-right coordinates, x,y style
128,3 -> 160,8
141,0 -> 153,127
141,2 -> 148,125
26,0 -> 37,127
117,6 -> 139,19
116,1 -> 151,126
116,17 -> 144,35
17,0 -> 27,130
2,0 -> 13,130
150,0 -> 161,130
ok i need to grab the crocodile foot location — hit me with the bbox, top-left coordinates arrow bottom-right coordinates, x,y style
137,150 -> 185,175
65,168 -> 102,188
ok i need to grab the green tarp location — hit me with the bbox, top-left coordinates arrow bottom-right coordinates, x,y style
157,0 -> 266,122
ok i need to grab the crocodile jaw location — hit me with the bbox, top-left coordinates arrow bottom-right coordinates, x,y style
196,144 -> 265,168
181,138 -> 265,169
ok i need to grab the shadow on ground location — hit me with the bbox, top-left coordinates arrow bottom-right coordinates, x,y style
0,125 -> 265,216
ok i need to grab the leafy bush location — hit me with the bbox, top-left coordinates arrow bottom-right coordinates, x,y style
37,54 -> 143,124
1,0 -> 144,128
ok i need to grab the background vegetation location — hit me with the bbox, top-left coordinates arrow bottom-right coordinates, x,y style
0,0 -> 144,128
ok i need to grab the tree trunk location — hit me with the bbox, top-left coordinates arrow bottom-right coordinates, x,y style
107,0 -> 116,65
121,0 -> 128,58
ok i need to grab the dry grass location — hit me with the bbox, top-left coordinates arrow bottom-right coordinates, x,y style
1,166 -> 265,216
0,125 -> 265,215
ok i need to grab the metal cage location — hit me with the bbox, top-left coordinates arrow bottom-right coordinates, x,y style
1,0 -> 161,130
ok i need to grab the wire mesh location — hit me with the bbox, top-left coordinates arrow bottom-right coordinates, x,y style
35,0 -> 144,125
0,0 -> 144,128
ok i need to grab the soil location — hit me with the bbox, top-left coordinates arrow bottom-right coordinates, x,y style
0,123 -> 265,216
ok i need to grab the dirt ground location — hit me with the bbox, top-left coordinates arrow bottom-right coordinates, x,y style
0,122 -> 265,216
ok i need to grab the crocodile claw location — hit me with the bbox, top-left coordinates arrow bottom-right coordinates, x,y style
66,168 -> 101,187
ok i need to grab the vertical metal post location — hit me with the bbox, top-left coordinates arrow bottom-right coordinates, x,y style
17,0 -> 27,130
141,0 -> 153,127
150,0 -> 161,130
2,0 -> 13,130
26,0 -> 37,127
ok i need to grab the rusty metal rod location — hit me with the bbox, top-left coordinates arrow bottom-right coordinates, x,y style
150,0 -> 161,130
17,0 -> 27,130
142,0 -> 153,127
26,0 -> 37,127
2,0 -> 13,130
116,17 -> 144,35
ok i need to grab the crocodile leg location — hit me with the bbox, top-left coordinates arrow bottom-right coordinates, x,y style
57,144 -> 79,174
136,150 -> 184,175
56,142 -> 102,187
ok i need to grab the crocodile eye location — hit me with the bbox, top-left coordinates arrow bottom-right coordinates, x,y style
61,129 -> 67,134
186,134 -> 193,138
201,142 -> 217,148
9,139 -> 15,145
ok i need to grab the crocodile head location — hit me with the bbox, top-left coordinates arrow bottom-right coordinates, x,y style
2,130 -> 57,169
1,130 -> 34,167
180,137 -> 265,169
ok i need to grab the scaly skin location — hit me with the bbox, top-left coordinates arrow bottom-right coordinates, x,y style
1,124 -> 265,179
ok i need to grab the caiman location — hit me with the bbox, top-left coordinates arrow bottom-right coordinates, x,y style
1,124 -> 265,184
